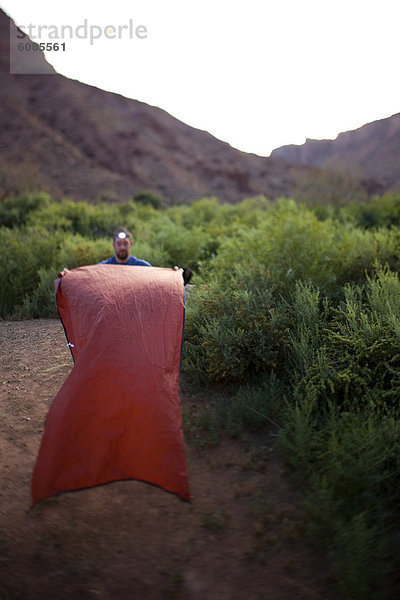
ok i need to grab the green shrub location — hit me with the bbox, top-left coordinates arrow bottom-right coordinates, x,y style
340,194 -> 400,229
12,268 -> 58,319
279,403 -> 400,599
286,281 -> 329,378
329,514 -> 395,600
209,198 -> 339,295
26,199 -> 122,237
225,374 -> 285,436
57,234 -> 111,269
207,199 -> 400,301
133,189 -> 163,209
183,267 -> 289,383
0,226 -> 62,318
0,192 -> 51,228
294,269 -> 400,413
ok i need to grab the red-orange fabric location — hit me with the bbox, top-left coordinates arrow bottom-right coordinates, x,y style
32,265 -> 190,505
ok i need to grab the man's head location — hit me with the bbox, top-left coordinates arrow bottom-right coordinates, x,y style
112,228 -> 133,263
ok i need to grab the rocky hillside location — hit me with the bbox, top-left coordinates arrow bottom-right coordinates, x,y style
0,8 -> 309,205
271,113 -> 400,192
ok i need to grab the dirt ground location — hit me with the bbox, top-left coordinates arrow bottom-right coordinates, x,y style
0,319 -> 335,600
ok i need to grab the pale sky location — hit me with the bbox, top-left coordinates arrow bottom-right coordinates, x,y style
2,0 -> 400,156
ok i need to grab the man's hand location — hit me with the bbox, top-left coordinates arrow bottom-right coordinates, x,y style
174,266 -> 193,286
182,268 -> 193,286
58,268 -> 70,278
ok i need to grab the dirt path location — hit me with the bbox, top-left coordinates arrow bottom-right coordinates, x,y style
0,320 -> 334,600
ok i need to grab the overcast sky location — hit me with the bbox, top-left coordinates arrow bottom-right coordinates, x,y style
3,0 -> 400,156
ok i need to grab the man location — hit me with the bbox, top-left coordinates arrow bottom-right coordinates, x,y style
100,227 -> 192,285
99,227 -> 151,266
60,227 -> 192,284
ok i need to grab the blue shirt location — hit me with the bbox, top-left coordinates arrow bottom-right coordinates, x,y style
100,256 -> 151,267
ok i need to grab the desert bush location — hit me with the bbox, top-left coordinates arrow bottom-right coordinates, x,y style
224,374 -> 286,436
183,266 -> 289,383
26,198 -> 122,237
329,513 -> 396,600
209,199 -> 400,300
332,226 -> 400,290
57,234 -> 111,269
182,374 -> 285,445
279,402 -> 400,600
209,199 -> 337,287
0,192 -> 51,228
12,268 -> 59,319
286,281 -> 329,378
292,269 -> 400,414
133,189 -> 163,209
0,226 -> 62,318
277,268 -> 400,599
149,219 -> 214,270
340,194 -> 400,229
183,201 -> 400,387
